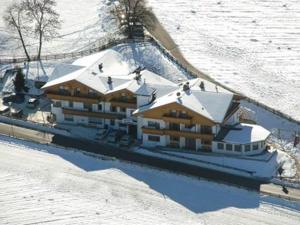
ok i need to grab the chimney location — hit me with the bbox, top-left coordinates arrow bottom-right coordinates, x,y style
183,82 -> 190,91
98,63 -> 103,72
107,76 -> 112,85
200,81 -> 205,91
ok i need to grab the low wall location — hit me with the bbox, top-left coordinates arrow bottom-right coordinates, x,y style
0,115 -> 70,136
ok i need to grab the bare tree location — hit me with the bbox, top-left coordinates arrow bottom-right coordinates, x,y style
112,0 -> 155,38
23,0 -> 61,60
3,3 -> 32,61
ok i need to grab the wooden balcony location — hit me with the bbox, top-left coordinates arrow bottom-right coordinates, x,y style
142,127 -> 213,140
164,129 -> 213,140
110,101 -> 137,109
47,92 -> 99,104
63,108 -> 126,120
162,115 -> 192,125
142,127 -> 165,135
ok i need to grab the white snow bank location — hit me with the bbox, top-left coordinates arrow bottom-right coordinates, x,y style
0,135 -> 300,224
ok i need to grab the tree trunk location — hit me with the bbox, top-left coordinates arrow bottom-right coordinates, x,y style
17,27 -> 31,61
37,31 -> 43,60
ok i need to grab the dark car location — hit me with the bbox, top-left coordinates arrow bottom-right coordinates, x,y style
26,98 -> 39,109
10,107 -> 23,118
107,130 -> 125,143
3,93 -> 25,104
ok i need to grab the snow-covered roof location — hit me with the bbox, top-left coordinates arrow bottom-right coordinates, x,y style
135,87 -> 233,123
222,123 -> 271,144
43,50 -> 179,97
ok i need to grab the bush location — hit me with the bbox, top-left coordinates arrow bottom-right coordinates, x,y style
13,67 -> 25,93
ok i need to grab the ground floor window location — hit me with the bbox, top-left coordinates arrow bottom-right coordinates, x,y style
65,114 -> 73,122
253,143 -> 259,150
148,135 -> 160,142
110,119 -> 115,126
226,144 -> 233,151
234,144 -> 242,152
245,144 -> 251,152
217,143 -> 224,150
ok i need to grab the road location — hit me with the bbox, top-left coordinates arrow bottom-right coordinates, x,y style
0,121 -> 299,202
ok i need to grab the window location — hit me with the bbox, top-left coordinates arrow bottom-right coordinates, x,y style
110,119 -> 115,126
169,123 -> 180,131
148,135 -> 160,142
69,101 -> 73,108
120,107 -> 126,113
226,144 -> 233,151
202,140 -> 212,145
217,143 -> 224,150
111,106 -> 117,112
234,145 -> 242,152
185,124 -> 194,129
88,89 -> 97,97
180,111 -> 188,118
148,121 -> 160,129
170,110 -> 177,117
170,136 -> 180,142
84,103 -> 92,111
98,103 -> 102,111
75,87 -> 80,95
65,115 -> 73,122
253,143 -> 259,151
245,144 -> 251,152
201,125 -> 212,134
53,101 -> 61,107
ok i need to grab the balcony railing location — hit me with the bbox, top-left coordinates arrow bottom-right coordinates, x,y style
63,107 -> 126,120
142,126 -> 213,140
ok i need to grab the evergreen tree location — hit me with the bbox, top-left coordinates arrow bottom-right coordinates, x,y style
13,68 -> 25,93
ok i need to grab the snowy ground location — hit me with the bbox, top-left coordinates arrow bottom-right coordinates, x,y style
0,135 -> 300,225
149,0 -> 300,121
0,0 -> 118,56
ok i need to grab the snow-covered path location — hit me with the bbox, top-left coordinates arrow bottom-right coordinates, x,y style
149,0 -> 300,121
0,136 -> 300,225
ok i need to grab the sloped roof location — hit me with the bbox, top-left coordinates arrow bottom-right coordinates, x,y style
135,88 -> 233,123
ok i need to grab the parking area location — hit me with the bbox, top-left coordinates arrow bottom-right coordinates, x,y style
55,123 -> 137,149
0,93 -> 52,124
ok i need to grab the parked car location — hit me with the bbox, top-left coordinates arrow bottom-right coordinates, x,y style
107,130 -> 124,143
0,105 -> 10,116
95,128 -> 108,140
119,134 -> 133,147
10,107 -> 23,118
2,93 -> 25,104
26,98 -> 39,109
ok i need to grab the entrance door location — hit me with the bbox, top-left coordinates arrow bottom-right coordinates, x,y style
185,138 -> 196,151
128,124 -> 137,138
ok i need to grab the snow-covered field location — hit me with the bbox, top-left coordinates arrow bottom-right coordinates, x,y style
0,0 -> 118,56
0,135 -> 300,225
149,0 -> 300,121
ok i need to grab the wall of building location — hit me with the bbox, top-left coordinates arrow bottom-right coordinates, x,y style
212,141 -> 266,156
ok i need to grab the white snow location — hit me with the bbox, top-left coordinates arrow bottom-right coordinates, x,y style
148,0 -> 300,121
0,0 -> 119,56
0,135 -> 300,224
